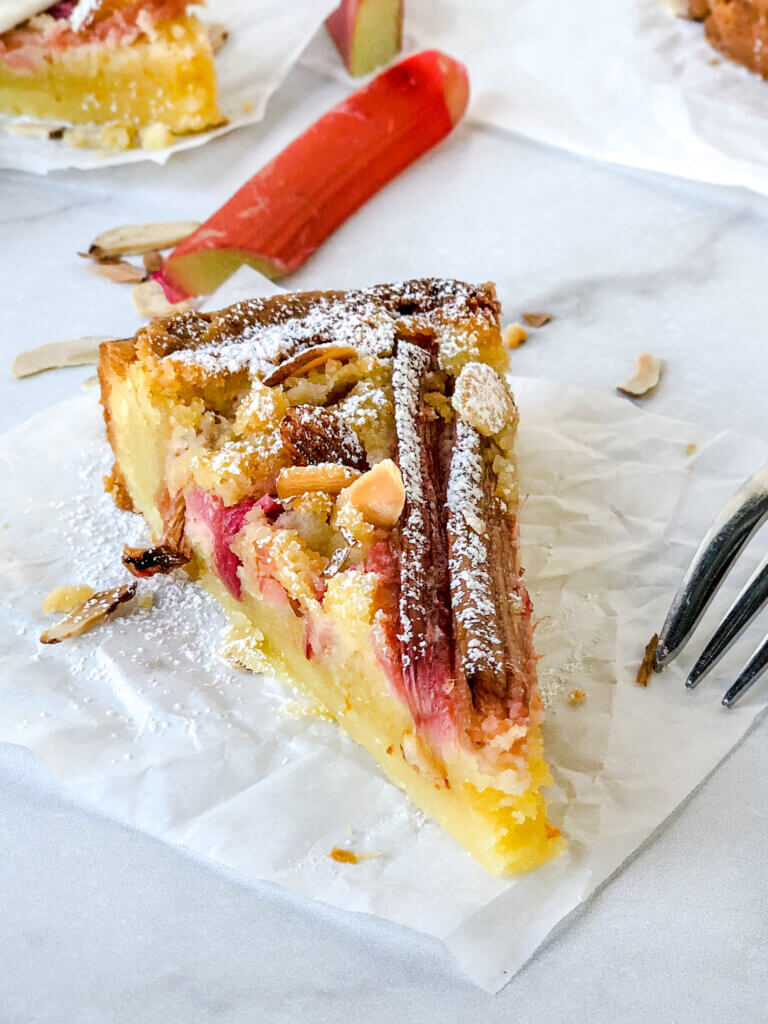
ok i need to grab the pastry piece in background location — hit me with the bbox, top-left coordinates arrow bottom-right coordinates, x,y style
672,0 -> 768,79
98,278 -> 565,875
326,0 -> 403,76
0,0 -> 223,149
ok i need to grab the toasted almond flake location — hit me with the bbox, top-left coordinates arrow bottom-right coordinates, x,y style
12,336 -> 115,378
142,250 -> 163,274
276,463 -> 361,498
501,322 -> 527,348
207,21 -> 229,53
686,443 -> 697,456
40,583 -> 137,644
88,259 -> 145,283
617,353 -> 663,398
263,343 -> 357,387
5,122 -> 65,140
400,732 -> 448,789
522,312 -> 552,328
452,361 -> 516,437
341,459 -> 405,529
637,634 -> 659,686
132,279 -> 194,319
88,220 -> 201,259
42,584 -> 95,614
567,688 -> 586,705
322,544 -> 352,579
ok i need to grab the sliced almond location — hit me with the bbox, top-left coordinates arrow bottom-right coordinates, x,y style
263,344 -> 357,387
322,544 -> 352,579
88,220 -> 200,259
207,22 -> 229,53
5,122 -> 65,140
88,259 -> 145,284
276,463 -> 361,498
452,361 -> 516,437
142,250 -> 163,274
40,583 -> 137,644
522,312 -> 552,328
132,279 -> 194,320
341,459 -> 405,529
12,336 -> 115,378
617,353 -> 663,398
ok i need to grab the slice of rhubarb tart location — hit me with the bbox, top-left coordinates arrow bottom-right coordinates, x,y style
0,0 -> 222,147
98,278 -> 564,875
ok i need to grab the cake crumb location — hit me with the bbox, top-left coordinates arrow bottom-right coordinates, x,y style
140,123 -> 174,151
637,634 -> 659,686
502,322 -> 527,349
138,592 -> 155,612
567,688 -> 586,705
685,443 -> 697,456
328,846 -> 379,864
43,584 -> 95,614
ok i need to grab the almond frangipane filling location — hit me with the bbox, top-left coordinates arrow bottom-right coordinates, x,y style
98,279 -> 563,874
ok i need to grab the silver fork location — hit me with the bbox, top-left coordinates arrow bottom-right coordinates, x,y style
653,461 -> 768,707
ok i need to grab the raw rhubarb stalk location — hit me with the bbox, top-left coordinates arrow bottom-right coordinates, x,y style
158,50 -> 469,299
326,0 -> 403,77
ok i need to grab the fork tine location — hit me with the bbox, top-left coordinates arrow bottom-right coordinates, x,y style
653,462 -> 768,672
722,634 -> 768,708
686,554 -> 768,689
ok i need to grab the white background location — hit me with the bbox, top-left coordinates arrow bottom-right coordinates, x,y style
1,54 -> 767,1023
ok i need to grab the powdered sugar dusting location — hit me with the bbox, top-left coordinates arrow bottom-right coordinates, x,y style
162,279 -> 496,383
167,296 -> 396,380
446,421 -> 505,674
69,0 -> 100,32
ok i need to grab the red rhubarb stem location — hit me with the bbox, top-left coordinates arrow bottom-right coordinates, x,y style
158,50 -> 469,299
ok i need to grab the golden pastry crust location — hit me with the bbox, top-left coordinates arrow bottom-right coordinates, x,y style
677,0 -> 768,79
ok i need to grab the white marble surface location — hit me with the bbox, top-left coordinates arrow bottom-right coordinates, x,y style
1,65 -> 767,1021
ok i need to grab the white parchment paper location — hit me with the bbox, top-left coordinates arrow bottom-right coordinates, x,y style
303,0 -> 768,198
0,0 -> 336,173
1,350 -> 767,989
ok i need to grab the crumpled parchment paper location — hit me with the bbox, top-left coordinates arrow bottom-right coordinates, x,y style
0,326 -> 766,990
0,0 -> 336,173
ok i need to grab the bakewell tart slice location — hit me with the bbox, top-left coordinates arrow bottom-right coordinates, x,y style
672,0 -> 768,79
98,279 -> 565,875
0,0 -> 222,144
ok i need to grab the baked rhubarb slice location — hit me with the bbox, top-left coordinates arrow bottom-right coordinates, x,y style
157,50 -> 469,299
0,1 -> 222,147
98,278 -> 563,874
326,0 -> 403,77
